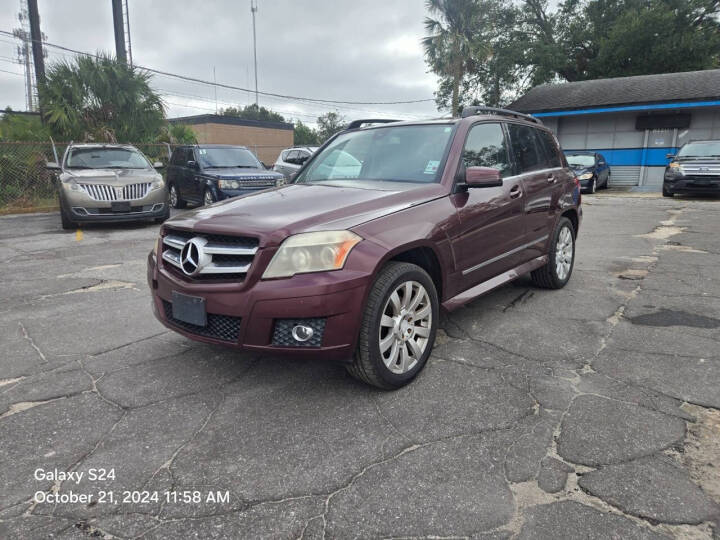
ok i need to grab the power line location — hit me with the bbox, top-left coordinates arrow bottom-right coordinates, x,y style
0,29 -> 435,106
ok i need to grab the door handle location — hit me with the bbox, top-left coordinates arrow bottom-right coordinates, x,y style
547,174 -> 557,183
510,185 -> 522,199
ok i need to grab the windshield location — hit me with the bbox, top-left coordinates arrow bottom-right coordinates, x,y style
677,142 -> 720,158
196,147 -> 261,168
295,124 -> 454,185
65,147 -> 151,170
566,154 -> 595,167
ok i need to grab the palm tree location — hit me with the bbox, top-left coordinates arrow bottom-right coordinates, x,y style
423,0 -> 487,116
41,53 -> 165,142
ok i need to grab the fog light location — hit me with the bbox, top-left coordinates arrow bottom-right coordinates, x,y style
291,325 -> 314,342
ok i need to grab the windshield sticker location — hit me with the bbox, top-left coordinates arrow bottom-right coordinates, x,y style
424,160 -> 440,175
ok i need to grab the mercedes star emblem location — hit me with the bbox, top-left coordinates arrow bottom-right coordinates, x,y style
180,237 -> 209,276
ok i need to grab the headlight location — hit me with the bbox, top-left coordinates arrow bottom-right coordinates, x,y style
262,230 -> 362,279
275,177 -> 286,186
150,177 -> 165,191
668,162 -> 683,175
63,179 -> 81,191
218,179 -> 240,190
578,173 -> 593,180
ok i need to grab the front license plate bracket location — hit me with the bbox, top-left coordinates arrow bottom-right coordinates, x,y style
171,291 -> 207,327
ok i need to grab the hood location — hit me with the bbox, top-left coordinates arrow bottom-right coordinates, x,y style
63,168 -> 159,184
570,166 -> 592,174
201,167 -> 283,180
164,182 -> 447,247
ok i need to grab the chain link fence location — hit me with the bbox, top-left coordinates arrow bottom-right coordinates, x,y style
0,142 -> 289,213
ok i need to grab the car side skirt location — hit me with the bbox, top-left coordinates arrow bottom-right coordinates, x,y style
442,255 -> 548,312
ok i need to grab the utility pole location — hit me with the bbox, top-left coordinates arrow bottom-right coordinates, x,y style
26,0 -> 44,89
111,0 -> 127,63
250,0 -> 258,107
14,2 -> 34,111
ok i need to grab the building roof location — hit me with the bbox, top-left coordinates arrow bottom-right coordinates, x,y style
168,114 -> 294,131
509,69 -> 720,113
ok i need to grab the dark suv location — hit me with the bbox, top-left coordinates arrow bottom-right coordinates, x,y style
167,144 -> 284,208
148,108 -> 581,389
664,140 -> 720,197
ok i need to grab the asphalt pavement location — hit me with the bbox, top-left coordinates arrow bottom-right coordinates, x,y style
0,194 -> 719,539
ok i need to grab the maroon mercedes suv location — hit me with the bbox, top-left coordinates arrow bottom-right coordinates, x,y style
148,107 -> 581,389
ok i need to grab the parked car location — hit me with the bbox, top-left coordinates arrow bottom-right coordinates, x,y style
46,143 -> 169,230
148,108 -> 581,389
273,146 -> 318,179
167,144 -> 285,208
565,151 -> 610,193
663,140 -> 720,197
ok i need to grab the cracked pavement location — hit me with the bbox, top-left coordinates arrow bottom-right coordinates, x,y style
0,195 -> 719,539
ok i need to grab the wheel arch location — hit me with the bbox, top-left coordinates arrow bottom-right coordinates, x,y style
377,243 -> 445,302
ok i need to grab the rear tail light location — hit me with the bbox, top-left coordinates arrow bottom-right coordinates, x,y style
574,175 -> 582,203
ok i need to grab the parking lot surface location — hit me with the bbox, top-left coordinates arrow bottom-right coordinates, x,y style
1,195 -> 719,539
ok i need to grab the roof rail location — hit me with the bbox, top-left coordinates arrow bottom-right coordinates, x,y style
346,118 -> 402,130
460,106 -> 542,125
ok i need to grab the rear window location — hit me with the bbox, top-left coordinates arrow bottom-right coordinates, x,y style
296,124 -> 454,185
507,124 -> 547,173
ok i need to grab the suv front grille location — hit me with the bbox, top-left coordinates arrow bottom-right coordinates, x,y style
80,183 -> 151,201
161,228 -> 258,280
162,300 -> 240,342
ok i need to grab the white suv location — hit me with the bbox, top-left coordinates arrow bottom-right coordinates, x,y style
273,146 -> 318,179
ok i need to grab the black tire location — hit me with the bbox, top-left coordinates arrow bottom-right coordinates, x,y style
203,187 -> 215,206
347,262 -> 438,389
587,178 -> 596,194
531,217 -> 575,289
662,186 -> 674,197
60,204 -> 75,230
169,183 -> 186,209
603,173 -> 610,189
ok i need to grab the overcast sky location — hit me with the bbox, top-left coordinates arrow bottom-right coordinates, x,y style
0,0 -> 442,125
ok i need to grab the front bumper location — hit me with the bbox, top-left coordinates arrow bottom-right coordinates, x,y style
62,186 -> 169,223
147,251 -> 372,362
664,176 -> 720,195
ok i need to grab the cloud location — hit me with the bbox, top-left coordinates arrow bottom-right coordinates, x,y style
0,0 -> 441,126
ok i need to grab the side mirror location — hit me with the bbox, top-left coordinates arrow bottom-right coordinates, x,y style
666,154 -> 675,160
465,166 -> 503,188
153,161 -> 164,169
186,160 -> 198,169
46,161 -> 61,171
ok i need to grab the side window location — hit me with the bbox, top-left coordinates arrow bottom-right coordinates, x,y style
170,148 -> 183,165
280,150 -> 290,161
462,123 -> 511,177
186,148 -> 195,163
286,150 -> 299,163
536,129 -> 562,168
508,124 -> 547,173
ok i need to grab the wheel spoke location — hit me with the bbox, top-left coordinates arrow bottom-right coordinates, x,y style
407,286 -> 423,313
407,337 -> 422,359
384,340 -> 399,368
414,304 -> 430,320
380,314 -> 394,328
380,332 -> 395,354
402,282 -> 413,309
388,291 -> 402,314
398,344 -> 409,372
414,325 -> 430,338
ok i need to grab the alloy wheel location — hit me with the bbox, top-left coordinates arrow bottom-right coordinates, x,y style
204,190 -> 214,206
169,185 -> 178,207
555,226 -> 574,281
378,280 -> 432,375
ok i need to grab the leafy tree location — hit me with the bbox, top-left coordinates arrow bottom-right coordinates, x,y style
316,112 -> 346,142
0,109 -> 49,141
423,0 -> 493,116
41,53 -> 165,142
155,123 -> 197,144
293,120 -> 319,145
221,104 -> 286,123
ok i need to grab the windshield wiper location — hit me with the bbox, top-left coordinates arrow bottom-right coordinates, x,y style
67,165 -> 93,170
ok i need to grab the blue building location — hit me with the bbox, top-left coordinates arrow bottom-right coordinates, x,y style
509,69 -> 720,188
